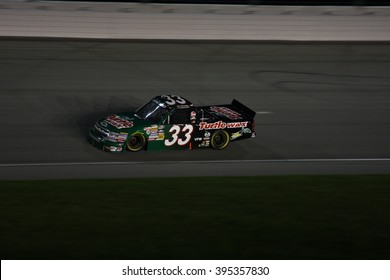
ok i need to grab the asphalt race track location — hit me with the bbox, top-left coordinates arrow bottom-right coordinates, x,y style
0,39 -> 390,179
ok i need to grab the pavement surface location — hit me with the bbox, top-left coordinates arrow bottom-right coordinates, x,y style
1,2 -> 390,40
0,39 -> 390,179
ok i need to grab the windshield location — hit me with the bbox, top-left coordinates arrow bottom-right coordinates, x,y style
135,99 -> 167,122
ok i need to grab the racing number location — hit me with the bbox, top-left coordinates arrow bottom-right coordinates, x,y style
164,124 -> 193,146
178,125 -> 193,145
161,95 -> 187,105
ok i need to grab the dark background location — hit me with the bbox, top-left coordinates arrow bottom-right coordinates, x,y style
46,0 -> 390,7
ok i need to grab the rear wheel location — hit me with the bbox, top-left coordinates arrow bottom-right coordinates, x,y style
211,130 -> 230,150
126,133 -> 146,152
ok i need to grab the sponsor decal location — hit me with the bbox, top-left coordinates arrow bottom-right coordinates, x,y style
104,115 -> 133,129
177,104 -> 191,109
190,111 -> 196,123
148,133 -> 158,141
103,145 -> 123,152
148,128 -> 165,141
198,140 -> 210,148
227,121 -> 248,129
108,132 -> 128,143
199,121 -> 248,130
194,137 -> 202,141
199,121 -> 226,130
230,128 -> 252,140
210,106 -> 242,120
144,125 -> 158,135
230,131 -> 242,140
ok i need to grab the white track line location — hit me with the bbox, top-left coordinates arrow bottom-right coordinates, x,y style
1,158 -> 390,168
256,111 -> 273,114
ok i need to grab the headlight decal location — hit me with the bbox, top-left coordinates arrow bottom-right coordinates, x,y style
108,132 -> 128,143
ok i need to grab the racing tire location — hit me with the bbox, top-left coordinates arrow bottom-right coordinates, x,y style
126,133 -> 146,152
211,130 -> 230,150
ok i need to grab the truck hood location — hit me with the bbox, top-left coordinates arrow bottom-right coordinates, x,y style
97,112 -> 150,132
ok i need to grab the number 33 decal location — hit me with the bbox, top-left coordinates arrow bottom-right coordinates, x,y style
164,124 -> 193,146
161,95 -> 187,106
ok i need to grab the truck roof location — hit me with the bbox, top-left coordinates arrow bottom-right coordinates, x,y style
153,95 -> 194,110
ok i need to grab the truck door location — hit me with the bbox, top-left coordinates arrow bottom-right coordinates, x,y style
147,108 -> 193,151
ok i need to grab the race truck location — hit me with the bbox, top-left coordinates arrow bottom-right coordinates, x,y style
88,95 -> 256,152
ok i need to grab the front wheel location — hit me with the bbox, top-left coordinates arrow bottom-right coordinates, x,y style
211,130 -> 230,150
126,133 -> 146,152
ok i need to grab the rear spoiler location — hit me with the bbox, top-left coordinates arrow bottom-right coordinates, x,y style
231,99 -> 256,119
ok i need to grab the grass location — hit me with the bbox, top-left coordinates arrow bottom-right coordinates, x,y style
1,175 -> 390,259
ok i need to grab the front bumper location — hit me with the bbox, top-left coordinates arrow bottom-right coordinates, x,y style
87,129 -> 125,152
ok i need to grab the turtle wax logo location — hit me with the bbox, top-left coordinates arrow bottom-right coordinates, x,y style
210,106 -> 242,120
199,121 -> 226,130
104,115 -> 133,129
199,121 -> 248,130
